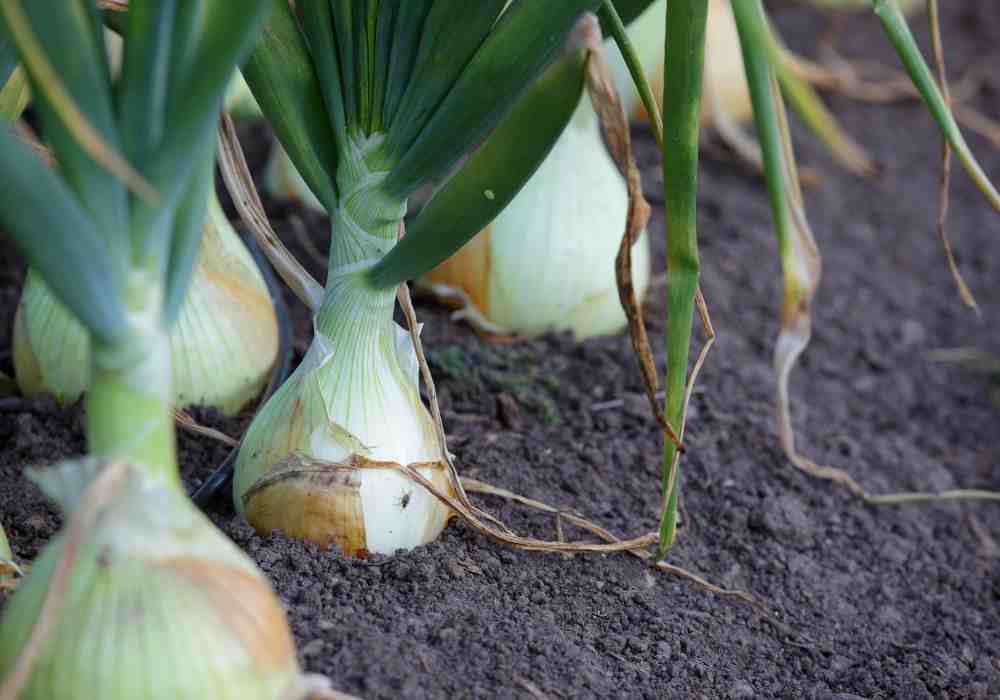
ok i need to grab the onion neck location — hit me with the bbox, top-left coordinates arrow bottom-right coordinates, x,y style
86,269 -> 179,489
316,135 -> 405,341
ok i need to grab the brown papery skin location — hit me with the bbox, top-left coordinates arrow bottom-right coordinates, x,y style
243,455 -> 454,558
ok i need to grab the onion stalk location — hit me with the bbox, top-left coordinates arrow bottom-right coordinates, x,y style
423,90 -> 651,339
235,1 -> 602,554
233,137 -> 454,556
0,5 -> 320,697
13,193 -> 279,416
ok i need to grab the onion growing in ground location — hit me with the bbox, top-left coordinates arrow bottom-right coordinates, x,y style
13,193 -> 279,416
0,460 -> 317,700
423,90 -> 651,339
606,0 -> 752,127
234,3 -> 598,554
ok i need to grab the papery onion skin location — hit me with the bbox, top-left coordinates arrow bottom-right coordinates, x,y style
0,462 -> 304,700
425,92 -> 651,340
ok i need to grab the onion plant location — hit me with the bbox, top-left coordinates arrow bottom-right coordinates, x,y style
231,0 -> 606,555
602,0 -> 1000,559
0,4 -> 331,697
9,28 -> 279,416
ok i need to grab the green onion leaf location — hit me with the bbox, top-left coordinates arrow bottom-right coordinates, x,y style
246,0 -> 339,211
380,0 -> 433,131
2,0 -> 127,247
0,124 -> 126,344
656,0 -> 709,560
368,49 -> 588,289
383,0 -> 602,199
383,0 -> 507,159
872,0 -> 1000,212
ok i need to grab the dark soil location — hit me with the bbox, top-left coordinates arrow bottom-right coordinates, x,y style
3,3 -> 1000,698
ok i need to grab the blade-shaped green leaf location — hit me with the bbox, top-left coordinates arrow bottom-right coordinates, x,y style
300,0 -> 347,140
156,0 -> 271,186
384,0 -> 507,159
656,0 -> 709,560
162,134 -> 216,326
381,0 -> 432,130
604,0 -> 657,32
330,1 -> 357,134
370,0 -> 397,135
116,0 -> 175,165
3,0 -> 127,242
133,0 -> 271,260
367,49 -> 587,289
732,0 -> 792,245
0,124 -> 126,344
248,0 -> 339,210
356,0 -> 377,134
872,0 -> 1000,212
0,64 -> 28,121
383,0 -> 602,199
0,34 -> 15,85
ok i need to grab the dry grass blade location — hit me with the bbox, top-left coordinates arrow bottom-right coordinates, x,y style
0,460 -> 129,700
582,32 -> 683,452
217,115 -> 324,311
0,0 -> 156,204
173,409 -> 239,448
928,0 -> 978,312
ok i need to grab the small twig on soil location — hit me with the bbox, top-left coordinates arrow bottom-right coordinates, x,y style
174,409 -> 239,448
514,676 -> 553,700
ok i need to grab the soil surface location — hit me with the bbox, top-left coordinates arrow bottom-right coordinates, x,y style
3,3 -> 1000,698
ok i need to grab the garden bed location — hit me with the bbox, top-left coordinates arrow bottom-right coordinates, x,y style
2,2 -> 999,698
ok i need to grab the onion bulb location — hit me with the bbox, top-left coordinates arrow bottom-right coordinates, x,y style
13,194 -> 278,415
423,90 -> 651,340
234,270 -> 453,556
606,0 -> 751,127
0,459 -> 323,700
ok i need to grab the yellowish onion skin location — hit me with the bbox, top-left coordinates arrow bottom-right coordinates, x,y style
13,197 -> 278,416
0,462 -> 305,700
234,269 -> 455,557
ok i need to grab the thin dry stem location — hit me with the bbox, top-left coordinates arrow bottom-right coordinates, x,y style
928,0 -> 978,312
217,115 -> 325,311
584,32 -> 683,452
174,409 -> 239,448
